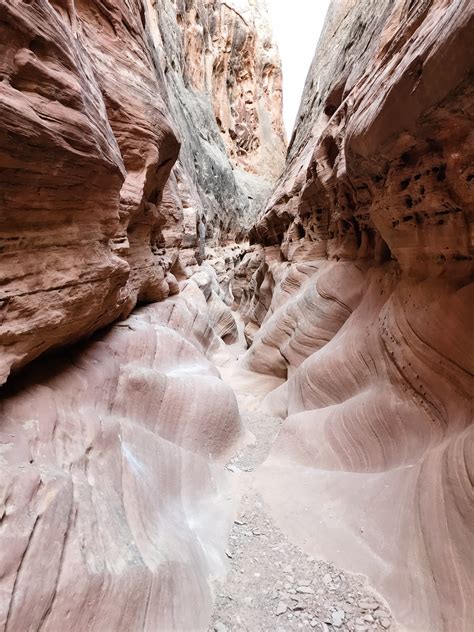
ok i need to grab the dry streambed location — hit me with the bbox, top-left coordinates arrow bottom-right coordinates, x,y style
208,326 -> 395,632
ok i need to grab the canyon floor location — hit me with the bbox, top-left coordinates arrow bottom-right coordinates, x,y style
208,316 -> 395,632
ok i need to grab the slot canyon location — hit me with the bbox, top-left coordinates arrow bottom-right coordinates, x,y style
0,0 -> 472,631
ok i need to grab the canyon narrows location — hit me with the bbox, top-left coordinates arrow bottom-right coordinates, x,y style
0,2 -> 472,632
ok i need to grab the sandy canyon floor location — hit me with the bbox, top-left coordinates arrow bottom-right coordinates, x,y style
207,316 -> 395,632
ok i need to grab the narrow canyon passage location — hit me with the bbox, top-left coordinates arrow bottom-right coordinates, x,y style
208,315 -> 395,632
0,0 -> 472,631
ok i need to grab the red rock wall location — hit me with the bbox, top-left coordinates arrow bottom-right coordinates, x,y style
0,2 -> 286,628
0,0 -> 180,385
174,0 -> 286,178
238,1 -> 474,630
0,0 -> 285,386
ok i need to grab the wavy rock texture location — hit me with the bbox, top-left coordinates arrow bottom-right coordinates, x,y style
0,287 -> 243,631
0,1 -> 284,630
238,1 -> 474,631
0,0 -> 284,386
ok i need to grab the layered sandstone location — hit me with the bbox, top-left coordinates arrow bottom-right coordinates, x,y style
153,0 -> 286,262
0,286 -> 243,631
0,0 -> 284,386
237,2 -> 474,631
0,1 -> 284,630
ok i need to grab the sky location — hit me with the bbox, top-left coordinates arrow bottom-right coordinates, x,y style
267,0 -> 331,136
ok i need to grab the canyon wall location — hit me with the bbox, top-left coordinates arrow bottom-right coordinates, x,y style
237,1 -> 474,630
0,0 -> 285,386
0,0 -> 283,629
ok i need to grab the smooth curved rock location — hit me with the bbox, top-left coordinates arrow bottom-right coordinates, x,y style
240,1 -> 474,631
0,294 -> 243,631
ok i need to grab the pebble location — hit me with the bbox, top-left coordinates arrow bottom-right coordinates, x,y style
275,601 -> 288,616
359,599 -> 380,610
296,585 -> 314,594
331,609 -> 345,627
323,573 -> 332,585
214,623 -> 228,632
380,618 -> 391,629
225,549 -> 233,559
226,464 -> 239,473
374,609 -> 390,619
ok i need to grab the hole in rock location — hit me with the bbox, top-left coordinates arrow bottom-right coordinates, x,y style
436,164 -> 447,181
323,136 -> 339,168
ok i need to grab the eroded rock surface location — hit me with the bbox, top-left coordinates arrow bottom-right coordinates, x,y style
0,288 -> 243,631
0,1 -> 285,630
0,0 -> 285,385
237,2 -> 474,631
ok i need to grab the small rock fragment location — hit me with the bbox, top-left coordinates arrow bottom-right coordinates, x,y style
380,618 -> 391,629
331,609 -> 345,627
276,602 -> 288,616
214,622 -> 228,632
296,585 -> 314,594
226,464 -> 239,473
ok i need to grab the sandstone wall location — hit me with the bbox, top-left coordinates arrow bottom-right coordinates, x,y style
154,0 -> 286,258
0,284 -> 244,631
0,0 -> 285,386
237,1 -> 474,630
0,1 -> 284,629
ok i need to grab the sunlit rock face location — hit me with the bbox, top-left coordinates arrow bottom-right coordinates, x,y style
238,1 -> 474,630
0,0 -> 285,386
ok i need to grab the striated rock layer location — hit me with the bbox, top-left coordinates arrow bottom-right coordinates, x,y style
237,1 -> 474,631
0,0 -> 284,630
0,0 -> 285,386
0,287 -> 243,631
